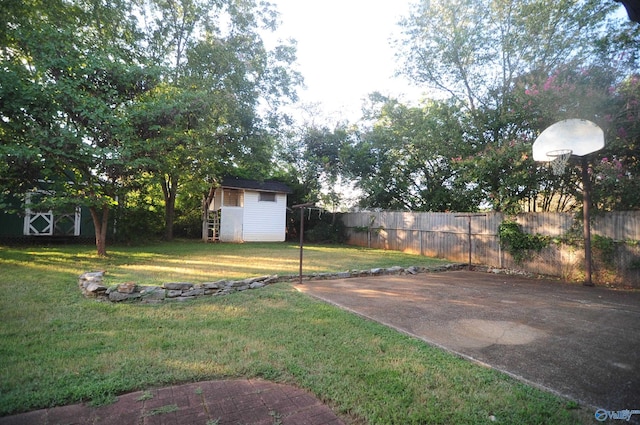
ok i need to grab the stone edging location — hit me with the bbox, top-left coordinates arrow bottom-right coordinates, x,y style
78,263 -> 471,303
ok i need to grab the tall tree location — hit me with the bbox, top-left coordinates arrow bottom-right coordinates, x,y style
345,94 -> 480,211
396,0 -> 615,114
393,0 -> 630,212
0,0 -> 155,255
131,0 -> 300,239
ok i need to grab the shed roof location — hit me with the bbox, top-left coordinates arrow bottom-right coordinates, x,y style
220,177 -> 292,194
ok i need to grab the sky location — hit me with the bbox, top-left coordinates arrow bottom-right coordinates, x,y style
265,1 -> 634,123
266,0 -> 420,121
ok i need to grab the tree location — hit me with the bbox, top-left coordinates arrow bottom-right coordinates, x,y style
587,20 -> 640,211
280,121 -> 351,209
591,74 -> 640,210
131,0 -> 301,240
392,0 -> 631,212
344,94 -> 480,211
0,0 -> 156,255
395,0 -> 616,114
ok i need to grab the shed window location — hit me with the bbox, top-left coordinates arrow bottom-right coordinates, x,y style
223,189 -> 243,207
259,192 -> 276,202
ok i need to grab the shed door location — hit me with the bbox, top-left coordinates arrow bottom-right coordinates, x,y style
219,208 -> 243,242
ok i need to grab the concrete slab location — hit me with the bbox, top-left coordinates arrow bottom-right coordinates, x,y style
296,270 -> 640,414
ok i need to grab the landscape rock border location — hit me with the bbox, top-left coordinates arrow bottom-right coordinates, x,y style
78,263 -> 479,303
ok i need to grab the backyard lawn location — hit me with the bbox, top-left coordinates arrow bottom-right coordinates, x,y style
0,241 -> 587,424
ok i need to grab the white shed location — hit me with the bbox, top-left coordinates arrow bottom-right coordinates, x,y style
203,177 -> 292,242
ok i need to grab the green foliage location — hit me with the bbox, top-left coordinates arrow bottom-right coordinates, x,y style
127,0 -> 301,239
137,391 -> 154,402
352,216 -> 384,236
0,0 -> 157,255
396,0 -> 616,111
629,258 -> 640,270
144,405 -> 179,417
173,207 -> 203,239
291,210 -> 347,244
592,235 -> 616,266
352,226 -> 369,233
591,75 -> 640,211
460,140 -> 539,213
499,220 -> 550,264
112,206 -> 164,243
304,221 -> 346,244
380,0 -> 638,214
277,120 -> 350,209
345,96 -> 481,211
1,0 -> 301,247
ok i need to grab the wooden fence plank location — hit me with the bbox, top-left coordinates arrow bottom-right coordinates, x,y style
342,210 -> 640,286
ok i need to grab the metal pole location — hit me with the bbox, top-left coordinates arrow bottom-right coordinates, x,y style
582,157 -> 594,286
455,214 -> 486,271
293,202 -> 314,285
299,206 -> 304,284
468,216 -> 472,270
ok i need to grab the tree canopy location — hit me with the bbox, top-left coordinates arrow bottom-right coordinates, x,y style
2,0 -> 639,250
1,0 -> 157,254
1,0 -> 301,252
337,0 -> 639,213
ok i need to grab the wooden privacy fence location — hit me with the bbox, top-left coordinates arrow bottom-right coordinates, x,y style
341,211 -> 640,287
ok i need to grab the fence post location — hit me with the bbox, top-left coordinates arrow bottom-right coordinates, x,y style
455,214 -> 487,270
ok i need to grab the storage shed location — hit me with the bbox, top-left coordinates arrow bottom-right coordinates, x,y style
203,177 -> 292,242
0,190 -> 95,241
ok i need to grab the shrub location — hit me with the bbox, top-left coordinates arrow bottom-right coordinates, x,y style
499,220 -> 550,264
173,207 -> 202,239
305,221 -> 347,243
592,234 -> 616,266
112,205 -> 163,243
289,210 -> 347,244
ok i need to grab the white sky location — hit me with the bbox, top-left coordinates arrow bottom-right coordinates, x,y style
265,1 -> 634,123
267,0 -> 421,121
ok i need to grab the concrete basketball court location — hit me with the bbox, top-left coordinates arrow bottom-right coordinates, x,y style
296,270 -> 640,415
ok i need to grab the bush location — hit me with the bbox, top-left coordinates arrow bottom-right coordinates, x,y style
112,205 -> 163,243
305,220 -> 347,243
499,220 -> 550,264
288,210 -> 347,244
592,234 -> 616,266
173,207 -> 202,239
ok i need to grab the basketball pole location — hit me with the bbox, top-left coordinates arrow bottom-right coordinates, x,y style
532,119 -> 604,287
581,156 -> 594,286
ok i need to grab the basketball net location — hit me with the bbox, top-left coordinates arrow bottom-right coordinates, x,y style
547,149 -> 572,175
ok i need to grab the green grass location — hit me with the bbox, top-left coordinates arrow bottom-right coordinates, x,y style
0,241 -> 449,286
0,241 -> 587,424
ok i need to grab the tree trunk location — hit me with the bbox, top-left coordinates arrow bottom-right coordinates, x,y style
89,205 -> 109,257
161,174 -> 178,241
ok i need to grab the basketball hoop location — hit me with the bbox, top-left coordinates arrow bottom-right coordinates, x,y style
547,149 -> 572,175
532,119 -> 605,286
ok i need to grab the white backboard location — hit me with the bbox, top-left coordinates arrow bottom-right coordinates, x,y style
532,119 -> 605,161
